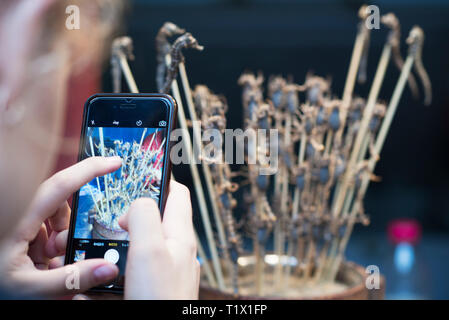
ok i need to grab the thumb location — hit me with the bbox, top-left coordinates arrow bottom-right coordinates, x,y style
118,198 -> 169,300
13,259 -> 118,298
118,198 -> 164,246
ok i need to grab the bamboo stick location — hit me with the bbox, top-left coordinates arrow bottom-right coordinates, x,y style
328,25 -> 369,211
117,51 -> 139,94
291,131 -> 307,219
168,67 -> 226,290
272,101 -> 284,274
275,112 -> 292,290
111,36 -> 224,289
319,41 -> 393,283
333,14 -> 370,148
138,128 -> 148,149
196,231 -> 218,288
178,61 -> 230,274
330,47 -> 414,279
326,27 -> 424,282
98,127 -> 112,216
253,227 -> 264,296
331,42 -> 392,220
340,134 -> 370,221
284,129 -> 307,287
325,24 -> 416,280
89,136 -> 105,215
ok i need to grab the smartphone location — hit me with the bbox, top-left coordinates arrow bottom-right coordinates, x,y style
65,93 -> 177,293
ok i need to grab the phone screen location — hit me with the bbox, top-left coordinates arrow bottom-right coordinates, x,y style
66,95 -> 175,291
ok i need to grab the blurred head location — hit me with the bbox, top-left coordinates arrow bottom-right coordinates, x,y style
0,0 -> 122,238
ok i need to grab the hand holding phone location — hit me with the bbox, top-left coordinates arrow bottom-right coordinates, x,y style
65,94 -> 177,293
0,157 -> 122,298
119,181 -> 199,300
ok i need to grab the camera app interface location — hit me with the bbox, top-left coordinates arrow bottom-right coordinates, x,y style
69,118 -> 168,287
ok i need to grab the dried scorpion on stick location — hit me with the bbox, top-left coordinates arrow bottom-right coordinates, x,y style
194,85 -> 242,294
324,25 -> 432,282
239,73 -> 277,295
156,24 -> 229,290
106,8 -> 432,296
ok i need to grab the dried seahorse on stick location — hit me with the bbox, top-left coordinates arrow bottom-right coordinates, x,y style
160,32 -> 204,94
155,22 -> 186,92
325,26 -> 432,282
241,81 -> 276,295
381,13 -> 419,99
194,85 -> 243,294
111,36 -> 138,93
156,26 -> 227,290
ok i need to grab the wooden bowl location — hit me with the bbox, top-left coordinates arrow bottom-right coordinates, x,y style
199,258 -> 385,300
92,216 -> 128,240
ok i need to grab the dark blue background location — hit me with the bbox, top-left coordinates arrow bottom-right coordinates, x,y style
101,0 -> 449,298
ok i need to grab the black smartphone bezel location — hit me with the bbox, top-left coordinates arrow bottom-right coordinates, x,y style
64,93 -> 177,294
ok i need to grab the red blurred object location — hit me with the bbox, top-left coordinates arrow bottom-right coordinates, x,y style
387,218 -> 422,245
51,62 -> 101,209
53,62 -> 101,175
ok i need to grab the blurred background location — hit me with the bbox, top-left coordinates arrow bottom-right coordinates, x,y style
57,0 -> 449,299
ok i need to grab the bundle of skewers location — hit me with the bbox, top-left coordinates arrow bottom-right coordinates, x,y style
109,5 -> 431,297
86,127 -> 165,239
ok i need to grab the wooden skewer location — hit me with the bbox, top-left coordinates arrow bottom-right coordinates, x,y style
196,231 -> 218,288
98,127 -> 112,216
325,27 -> 426,282
272,101 -> 284,277
111,37 -> 139,94
332,7 -> 371,149
253,221 -> 264,296
284,129 -> 306,288
331,40 -> 392,220
274,111 -> 292,290
272,142 -> 283,283
170,169 -> 219,288
338,134 -> 371,223
89,136 -> 105,215
138,128 -> 148,149
117,52 -> 139,94
328,56 -> 416,281
291,130 -> 307,219
324,20 -> 409,280
322,43 -> 392,281
87,186 -> 102,217
178,61 -> 231,276
161,35 -> 230,287
167,58 -> 226,290
111,38 -> 221,289
324,131 -> 333,155
326,7 -> 371,220
317,16 -> 370,275
329,13 -> 400,234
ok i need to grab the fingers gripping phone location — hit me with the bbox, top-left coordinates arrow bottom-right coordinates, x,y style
65,94 -> 177,293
